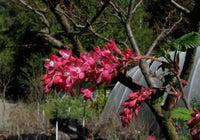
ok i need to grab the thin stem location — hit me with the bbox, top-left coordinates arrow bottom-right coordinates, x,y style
136,55 -> 163,63
176,75 -> 191,109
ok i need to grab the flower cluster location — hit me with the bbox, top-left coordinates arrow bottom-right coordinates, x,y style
42,40 -> 137,101
187,109 -> 200,126
146,136 -> 156,140
120,88 -> 156,127
186,109 -> 200,140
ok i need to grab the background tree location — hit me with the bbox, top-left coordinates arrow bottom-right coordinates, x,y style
0,48 -> 14,100
0,48 -> 14,129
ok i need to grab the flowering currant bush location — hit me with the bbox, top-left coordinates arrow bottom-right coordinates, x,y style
42,40 -> 157,126
42,40 -> 196,137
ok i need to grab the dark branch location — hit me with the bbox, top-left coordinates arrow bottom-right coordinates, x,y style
113,72 -> 141,91
81,0 -> 111,33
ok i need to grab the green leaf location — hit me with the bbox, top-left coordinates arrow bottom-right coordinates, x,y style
171,32 -> 200,51
171,107 -> 193,121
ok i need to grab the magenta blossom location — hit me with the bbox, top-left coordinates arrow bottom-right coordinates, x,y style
105,39 -> 122,54
79,85 -> 97,101
146,136 -> 156,140
120,88 -> 156,127
190,128 -> 200,140
187,109 -> 200,127
122,48 -> 138,63
42,40 -> 138,101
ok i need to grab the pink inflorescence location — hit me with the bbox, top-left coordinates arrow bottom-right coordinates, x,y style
42,40 -> 138,101
120,88 -> 156,127
187,108 -> 200,127
187,109 -> 200,140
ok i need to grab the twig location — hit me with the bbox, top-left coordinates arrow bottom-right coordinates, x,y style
176,75 -> 191,109
18,0 -> 49,27
109,1 -> 125,22
132,0 -> 143,14
38,32 -> 64,47
55,9 -> 84,28
80,0 -> 111,34
171,0 -> 190,14
146,14 -> 183,56
89,26 -> 130,48
136,55 -> 163,63
89,26 -> 110,42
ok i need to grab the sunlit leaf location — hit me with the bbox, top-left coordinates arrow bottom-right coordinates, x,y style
171,32 -> 200,51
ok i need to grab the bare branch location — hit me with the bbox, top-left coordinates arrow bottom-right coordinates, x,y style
176,75 -> 191,109
167,15 -> 183,34
146,15 -> 183,56
89,26 -> 110,42
171,0 -> 190,14
126,0 -> 135,24
110,1 -> 126,16
55,8 -> 84,28
146,30 -> 167,56
89,26 -> 129,48
132,0 -> 143,14
125,0 -> 140,54
109,1 -> 125,22
38,32 -> 64,48
18,0 -> 49,27
82,0 -> 111,32
54,0 -> 111,36
54,4 -> 73,34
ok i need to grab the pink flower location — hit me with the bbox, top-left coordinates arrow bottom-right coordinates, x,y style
181,79 -> 188,86
120,107 -> 133,127
104,39 -> 122,54
187,109 -> 200,127
68,61 -> 86,80
122,48 -> 138,63
97,60 -> 119,85
44,54 -> 62,70
79,85 -> 96,101
190,128 -> 200,140
59,46 -> 72,59
80,52 -> 97,66
42,40 -> 140,103
120,88 -> 156,127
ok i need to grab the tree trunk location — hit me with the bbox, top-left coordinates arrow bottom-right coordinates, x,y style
148,103 -> 179,140
139,59 -> 179,140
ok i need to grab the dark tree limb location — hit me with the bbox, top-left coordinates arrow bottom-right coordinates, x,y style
79,0 -> 111,34
113,72 -> 141,91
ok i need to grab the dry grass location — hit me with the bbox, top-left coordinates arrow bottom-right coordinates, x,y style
7,102 -> 51,136
87,113 -> 141,139
87,111 -> 161,140
1,101 -> 162,139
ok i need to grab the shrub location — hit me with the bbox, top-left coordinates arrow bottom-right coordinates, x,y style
44,92 -> 97,122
